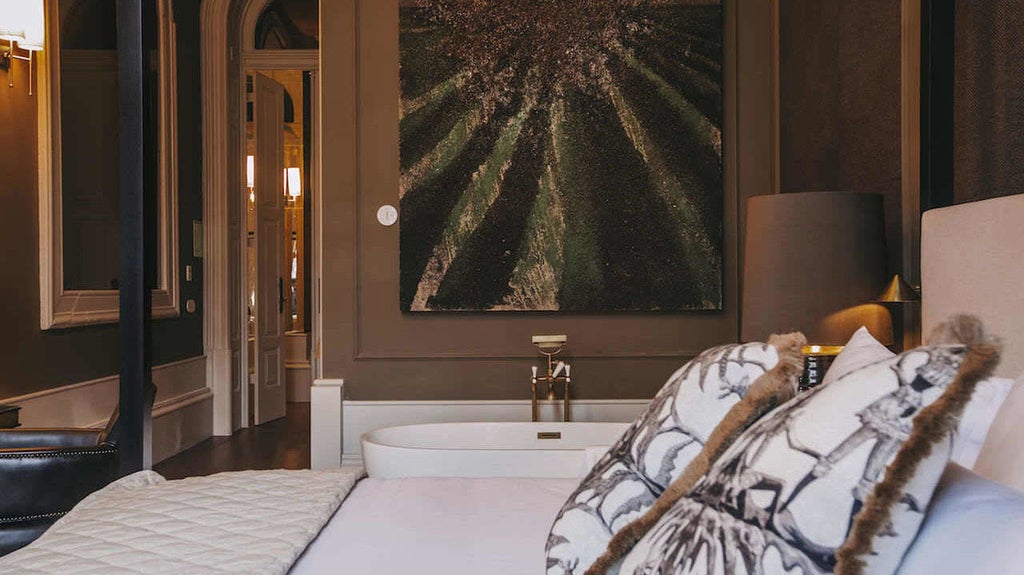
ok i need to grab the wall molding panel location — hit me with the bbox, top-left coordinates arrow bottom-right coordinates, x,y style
37,0 -> 180,330
1,356 -> 211,464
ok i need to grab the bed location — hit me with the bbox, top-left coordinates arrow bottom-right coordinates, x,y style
2,194 -> 1023,575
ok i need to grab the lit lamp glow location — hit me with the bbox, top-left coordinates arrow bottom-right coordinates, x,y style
246,155 -> 255,188
286,167 -> 301,198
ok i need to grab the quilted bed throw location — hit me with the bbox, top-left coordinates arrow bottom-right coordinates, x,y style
0,467 -> 364,575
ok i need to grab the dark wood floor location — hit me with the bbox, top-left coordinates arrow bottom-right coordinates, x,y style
154,402 -> 310,480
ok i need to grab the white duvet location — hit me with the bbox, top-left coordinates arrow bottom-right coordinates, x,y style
3,464 -> 1023,575
0,467 -> 364,575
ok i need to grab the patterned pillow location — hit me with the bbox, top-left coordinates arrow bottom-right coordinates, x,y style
615,316 -> 1000,575
546,335 -> 805,575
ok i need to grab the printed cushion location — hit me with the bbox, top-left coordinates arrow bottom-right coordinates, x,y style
823,326 -> 1014,470
547,339 -> 794,575
616,316 -> 999,575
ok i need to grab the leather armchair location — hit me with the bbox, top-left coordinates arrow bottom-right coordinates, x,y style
0,382 -> 155,556
0,427 -> 119,556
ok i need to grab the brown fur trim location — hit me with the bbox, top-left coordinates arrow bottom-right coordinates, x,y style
835,316 -> 1001,574
583,333 -> 807,575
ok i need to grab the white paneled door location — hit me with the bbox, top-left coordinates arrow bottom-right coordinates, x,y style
254,72 -> 287,425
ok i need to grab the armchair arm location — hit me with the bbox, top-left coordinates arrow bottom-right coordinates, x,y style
0,428 -> 105,450
0,444 -> 119,524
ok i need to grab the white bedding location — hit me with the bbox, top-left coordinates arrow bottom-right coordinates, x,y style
4,465 -> 1021,574
0,468 -> 364,575
291,477 -> 579,575
896,463 -> 1024,574
292,468 -> 1024,575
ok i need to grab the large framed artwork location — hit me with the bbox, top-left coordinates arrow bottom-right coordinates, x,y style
399,0 -> 723,312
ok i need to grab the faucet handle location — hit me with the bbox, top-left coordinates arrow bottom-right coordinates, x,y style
531,366 -> 538,379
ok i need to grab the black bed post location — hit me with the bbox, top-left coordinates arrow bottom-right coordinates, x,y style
117,0 -> 151,475
920,0 -> 955,210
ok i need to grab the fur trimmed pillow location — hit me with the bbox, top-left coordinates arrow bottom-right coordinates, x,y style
546,334 -> 806,575
611,315 -> 1000,575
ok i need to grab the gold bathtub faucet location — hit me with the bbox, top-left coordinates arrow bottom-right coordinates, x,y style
531,335 -> 571,422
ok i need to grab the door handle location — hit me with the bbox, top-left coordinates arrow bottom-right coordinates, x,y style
279,277 -> 285,314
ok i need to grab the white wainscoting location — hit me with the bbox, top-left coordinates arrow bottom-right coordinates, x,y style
339,397 -> 648,465
1,356 -> 212,464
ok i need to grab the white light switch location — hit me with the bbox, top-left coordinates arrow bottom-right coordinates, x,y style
377,205 -> 398,226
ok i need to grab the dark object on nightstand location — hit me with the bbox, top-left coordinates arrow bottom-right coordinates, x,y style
0,405 -> 19,429
799,346 -> 842,392
0,382 -> 156,557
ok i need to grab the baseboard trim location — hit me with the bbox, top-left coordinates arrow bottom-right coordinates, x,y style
340,398 -> 648,464
1,356 -> 211,464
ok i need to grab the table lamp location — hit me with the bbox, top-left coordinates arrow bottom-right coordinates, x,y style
742,192 -> 891,389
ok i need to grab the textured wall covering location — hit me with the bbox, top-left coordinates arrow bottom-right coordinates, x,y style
320,0 -> 778,401
778,0 -> 902,274
0,2 -> 205,401
954,0 -> 1024,204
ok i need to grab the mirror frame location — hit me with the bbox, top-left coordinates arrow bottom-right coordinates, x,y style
37,0 -> 179,329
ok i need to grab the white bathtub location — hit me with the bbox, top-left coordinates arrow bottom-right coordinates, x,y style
361,422 -> 629,478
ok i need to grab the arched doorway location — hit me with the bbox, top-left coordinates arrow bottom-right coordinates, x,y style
202,0 -> 322,434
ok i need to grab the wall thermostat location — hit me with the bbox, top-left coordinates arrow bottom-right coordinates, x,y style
377,204 -> 398,226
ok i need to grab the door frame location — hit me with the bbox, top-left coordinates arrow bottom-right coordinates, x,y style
202,0 -> 322,434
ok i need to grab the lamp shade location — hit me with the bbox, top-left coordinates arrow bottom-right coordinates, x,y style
19,0 -> 45,51
287,167 -> 302,197
0,0 -> 27,42
876,274 -> 920,303
0,0 -> 44,50
742,192 -> 891,345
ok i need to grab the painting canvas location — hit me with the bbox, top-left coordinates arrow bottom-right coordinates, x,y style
399,0 -> 723,312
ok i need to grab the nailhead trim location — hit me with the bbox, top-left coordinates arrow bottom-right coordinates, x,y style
0,511 -> 68,524
0,448 -> 118,459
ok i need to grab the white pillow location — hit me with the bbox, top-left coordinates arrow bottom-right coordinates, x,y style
824,326 -> 1014,470
953,375 -> 1014,468
897,463 -> 1024,575
974,370 -> 1024,491
820,325 -> 895,387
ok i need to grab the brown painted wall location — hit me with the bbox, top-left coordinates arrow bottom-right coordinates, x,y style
320,0 -> 778,401
954,0 -> 1024,203
778,1 -> 903,274
0,3 -> 205,401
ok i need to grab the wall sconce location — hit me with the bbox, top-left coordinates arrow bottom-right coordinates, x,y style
0,0 -> 45,96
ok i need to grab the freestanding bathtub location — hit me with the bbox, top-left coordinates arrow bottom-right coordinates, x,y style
361,421 -> 629,478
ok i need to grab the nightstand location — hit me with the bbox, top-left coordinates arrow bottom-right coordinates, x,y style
0,405 -> 20,429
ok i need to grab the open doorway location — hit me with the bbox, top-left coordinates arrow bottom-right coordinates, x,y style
241,0 -> 319,427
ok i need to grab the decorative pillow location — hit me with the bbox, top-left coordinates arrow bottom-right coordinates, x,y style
546,334 -> 805,575
953,375 -> 1014,468
822,326 -> 1013,471
614,315 -> 1000,575
974,370 -> 1024,490
821,326 -> 895,388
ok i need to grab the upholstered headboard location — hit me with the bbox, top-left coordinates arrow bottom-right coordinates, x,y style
921,194 -> 1024,378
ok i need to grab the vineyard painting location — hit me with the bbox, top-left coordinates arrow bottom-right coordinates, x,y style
399,0 -> 723,312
